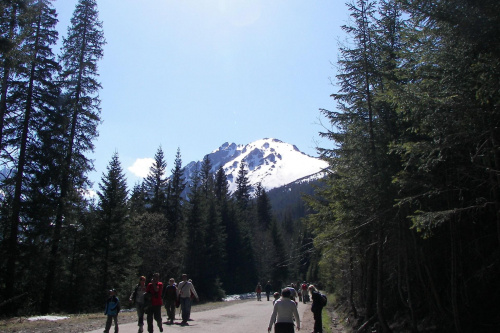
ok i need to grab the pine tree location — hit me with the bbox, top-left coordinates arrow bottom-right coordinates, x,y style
94,152 -> 136,295
4,0 -> 59,303
255,183 -> 272,230
308,0 -> 403,329
234,161 -> 251,209
214,165 -> 229,202
144,146 -> 168,213
199,154 -> 214,198
165,148 -> 185,239
42,0 -> 105,313
184,166 -> 205,282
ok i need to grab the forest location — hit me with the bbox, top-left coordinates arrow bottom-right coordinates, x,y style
305,0 -> 500,332
0,0 -> 314,317
1,0 -> 500,332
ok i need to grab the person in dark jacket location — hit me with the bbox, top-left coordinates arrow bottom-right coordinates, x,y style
309,285 -> 324,333
104,289 -> 121,333
129,276 -> 147,332
265,281 -> 273,301
162,278 -> 177,324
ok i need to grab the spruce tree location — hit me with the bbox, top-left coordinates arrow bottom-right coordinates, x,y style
165,148 -> 185,240
255,183 -> 272,230
234,161 -> 251,209
144,146 -> 168,213
94,152 -> 136,296
42,0 -> 104,313
4,0 -> 59,303
308,0 -> 403,329
199,154 -> 214,198
184,166 -> 205,284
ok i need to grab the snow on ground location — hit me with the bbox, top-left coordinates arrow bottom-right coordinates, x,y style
223,292 -> 256,301
28,315 -> 69,321
27,293 -> 256,321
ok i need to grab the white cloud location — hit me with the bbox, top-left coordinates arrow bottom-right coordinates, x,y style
128,158 -> 154,178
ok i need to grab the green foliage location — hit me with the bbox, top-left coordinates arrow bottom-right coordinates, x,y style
307,0 -> 500,331
144,146 -> 168,213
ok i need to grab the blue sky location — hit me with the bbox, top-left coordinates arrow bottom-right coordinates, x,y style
52,0 -> 347,190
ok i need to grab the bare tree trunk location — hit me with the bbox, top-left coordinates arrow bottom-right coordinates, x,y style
349,247 -> 358,318
364,245 -> 376,320
376,227 -> 391,332
450,219 -> 462,333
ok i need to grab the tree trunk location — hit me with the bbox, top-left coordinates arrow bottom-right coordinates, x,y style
349,247 -> 358,318
376,227 -> 391,332
450,219 -> 462,333
364,245 -> 376,320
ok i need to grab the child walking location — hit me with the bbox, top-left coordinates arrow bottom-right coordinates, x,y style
104,289 -> 121,333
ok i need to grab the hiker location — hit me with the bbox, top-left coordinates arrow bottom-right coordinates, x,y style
273,292 -> 280,305
265,281 -> 273,301
129,276 -> 147,333
300,282 -> 308,304
309,285 -> 325,333
146,273 -> 163,333
104,289 -> 120,333
256,283 -> 262,301
162,278 -> 177,324
177,273 -> 199,325
268,288 -> 301,333
288,284 -> 298,305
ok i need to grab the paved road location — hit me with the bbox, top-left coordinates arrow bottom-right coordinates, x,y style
87,300 -> 309,333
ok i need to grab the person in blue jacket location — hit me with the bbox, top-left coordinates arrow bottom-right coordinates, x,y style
104,288 -> 121,333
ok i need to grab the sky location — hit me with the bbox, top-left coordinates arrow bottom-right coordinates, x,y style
52,0 -> 348,190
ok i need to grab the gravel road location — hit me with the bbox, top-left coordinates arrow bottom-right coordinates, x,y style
86,300 -> 309,333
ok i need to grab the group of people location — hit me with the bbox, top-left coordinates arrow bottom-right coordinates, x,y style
103,272 -> 199,333
259,281 -> 312,305
267,283 -> 326,333
104,275 -> 325,333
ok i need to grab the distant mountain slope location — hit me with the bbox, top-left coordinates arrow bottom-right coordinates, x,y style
182,138 -> 329,193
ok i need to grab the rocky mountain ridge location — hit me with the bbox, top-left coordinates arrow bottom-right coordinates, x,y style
183,138 -> 328,193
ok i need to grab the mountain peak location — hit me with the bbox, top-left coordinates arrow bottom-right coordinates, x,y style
183,138 -> 328,193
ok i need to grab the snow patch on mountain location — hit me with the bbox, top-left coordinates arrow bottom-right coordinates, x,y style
183,138 -> 328,194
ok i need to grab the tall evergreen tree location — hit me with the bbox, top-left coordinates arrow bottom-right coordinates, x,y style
214,165 -> 229,202
42,0 -> 104,313
234,161 -> 251,209
94,152 -> 136,297
183,166 -> 205,283
255,183 -> 272,230
165,148 -> 185,240
308,0 -> 403,330
144,146 -> 168,213
199,154 -> 214,198
3,0 -> 59,304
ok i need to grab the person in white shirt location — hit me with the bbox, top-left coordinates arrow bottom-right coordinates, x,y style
176,274 -> 199,325
268,288 -> 301,333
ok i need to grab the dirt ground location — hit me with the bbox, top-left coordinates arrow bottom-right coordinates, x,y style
0,299 -> 346,333
0,301 -> 239,333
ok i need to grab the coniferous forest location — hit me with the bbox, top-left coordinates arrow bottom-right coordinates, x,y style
1,1 -> 500,332
306,0 -> 500,332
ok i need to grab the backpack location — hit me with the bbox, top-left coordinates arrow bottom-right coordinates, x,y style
320,293 -> 327,306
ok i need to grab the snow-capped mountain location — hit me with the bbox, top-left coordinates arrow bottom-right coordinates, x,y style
182,138 -> 329,194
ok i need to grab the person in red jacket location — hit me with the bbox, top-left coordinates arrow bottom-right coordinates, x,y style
146,273 -> 163,333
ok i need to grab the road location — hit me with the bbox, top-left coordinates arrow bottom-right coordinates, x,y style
86,300 -> 309,333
